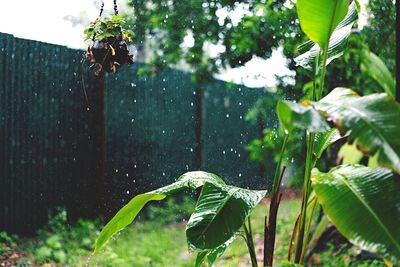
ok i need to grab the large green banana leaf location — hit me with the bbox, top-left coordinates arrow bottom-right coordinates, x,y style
312,165 -> 400,264
186,182 -> 265,250
277,100 -> 330,133
361,50 -> 396,98
296,0 -> 349,48
312,87 -> 400,173
295,1 -> 358,70
94,171 -> 225,252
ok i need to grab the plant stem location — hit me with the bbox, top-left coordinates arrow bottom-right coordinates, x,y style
294,132 -> 315,263
317,44 -> 329,101
288,212 -> 301,262
272,133 -> 289,193
294,42 -> 329,264
244,217 -> 258,267
300,195 -> 318,262
262,132 -> 289,266
264,166 -> 286,267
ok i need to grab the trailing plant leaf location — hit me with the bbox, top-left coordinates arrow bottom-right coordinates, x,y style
84,15 -> 134,42
296,0 -> 349,48
295,1 -> 358,70
186,182 -> 265,250
311,87 -> 400,173
312,165 -> 400,264
313,128 -> 343,159
94,171 -> 225,252
360,50 -> 396,98
277,100 -> 330,133
195,235 -> 237,267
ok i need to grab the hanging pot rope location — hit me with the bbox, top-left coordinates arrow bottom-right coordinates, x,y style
98,0 -> 118,17
93,0 -> 119,41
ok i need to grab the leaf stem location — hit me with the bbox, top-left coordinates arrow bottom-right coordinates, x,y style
272,133 -> 289,193
300,195 -> 318,262
264,166 -> 286,266
317,44 -> 329,101
243,217 -> 258,267
294,132 -> 315,263
294,40 -> 329,264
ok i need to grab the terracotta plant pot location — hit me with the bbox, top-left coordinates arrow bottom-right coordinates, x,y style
85,36 -> 134,75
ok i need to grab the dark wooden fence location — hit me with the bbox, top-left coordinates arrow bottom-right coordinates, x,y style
0,32 -> 273,235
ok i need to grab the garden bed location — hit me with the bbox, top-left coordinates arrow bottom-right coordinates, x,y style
0,196 -> 386,267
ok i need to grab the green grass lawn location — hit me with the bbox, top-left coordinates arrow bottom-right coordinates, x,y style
0,198 -> 386,266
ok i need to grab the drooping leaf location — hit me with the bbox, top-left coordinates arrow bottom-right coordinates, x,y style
313,128 -> 343,159
277,100 -> 330,133
94,171 -> 225,252
295,1 -> 358,70
312,87 -> 400,173
361,50 -> 396,98
195,251 -> 207,267
195,235 -> 237,267
338,142 -> 364,164
368,152 -> 380,169
296,0 -> 349,48
312,165 -> 400,264
94,194 -> 165,253
186,182 -> 265,250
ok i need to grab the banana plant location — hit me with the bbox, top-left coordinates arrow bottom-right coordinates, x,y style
94,0 -> 400,266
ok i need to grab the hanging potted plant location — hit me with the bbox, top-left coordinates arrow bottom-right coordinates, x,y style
83,13 -> 134,75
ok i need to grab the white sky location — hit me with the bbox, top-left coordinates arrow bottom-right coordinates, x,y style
0,0 -> 368,88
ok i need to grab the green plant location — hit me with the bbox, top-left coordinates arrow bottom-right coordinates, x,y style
95,0 -> 399,266
83,15 -> 135,75
29,208 -> 101,264
84,15 -> 134,43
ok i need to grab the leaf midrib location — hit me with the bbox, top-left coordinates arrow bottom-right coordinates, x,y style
193,186 -> 240,244
324,0 -> 341,47
337,172 -> 400,253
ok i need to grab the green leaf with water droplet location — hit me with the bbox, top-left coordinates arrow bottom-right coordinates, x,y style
277,100 -> 330,133
186,182 -> 265,250
94,171 -> 225,252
